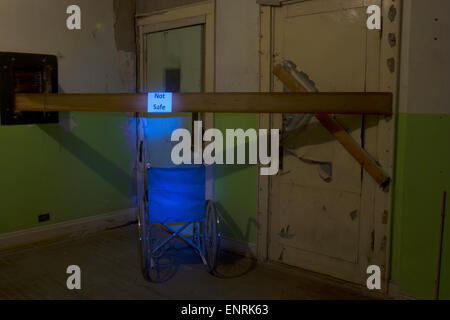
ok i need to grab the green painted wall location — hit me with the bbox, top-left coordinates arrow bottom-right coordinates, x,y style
0,113 -> 135,234
214,0 -> 260,245
214,114 -> 259,244
391,113 -> 450,299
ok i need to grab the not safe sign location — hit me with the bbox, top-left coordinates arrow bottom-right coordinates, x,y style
147,92 -> 173,113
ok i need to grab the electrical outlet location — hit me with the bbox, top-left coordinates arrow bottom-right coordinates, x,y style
38,213 -> 50,222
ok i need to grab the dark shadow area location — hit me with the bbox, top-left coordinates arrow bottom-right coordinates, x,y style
39,124 -> 132,198
145,252 -> 179,283
135,218 -> 258,283
213,202 -> 258,279
282,114 -> 380,150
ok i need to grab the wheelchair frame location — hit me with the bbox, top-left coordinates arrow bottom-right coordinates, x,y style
137,165 -> 220,282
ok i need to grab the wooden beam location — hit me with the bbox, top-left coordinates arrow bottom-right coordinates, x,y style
15,92 -> 392,114
273,64 -> 390,188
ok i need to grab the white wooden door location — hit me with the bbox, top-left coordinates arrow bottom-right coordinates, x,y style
268,0 -> 381,284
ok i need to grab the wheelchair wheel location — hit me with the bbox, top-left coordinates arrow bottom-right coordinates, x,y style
138,201 -> 176,282
137,200 -> 151,281
204,200 -> 219,273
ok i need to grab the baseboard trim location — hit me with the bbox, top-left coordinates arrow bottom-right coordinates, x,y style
0,208 -> 136,252
220,236 -> 257,258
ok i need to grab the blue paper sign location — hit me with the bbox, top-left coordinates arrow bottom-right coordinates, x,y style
147,92 -> 173,113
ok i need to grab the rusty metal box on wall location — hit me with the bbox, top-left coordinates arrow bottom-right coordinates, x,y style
0,52 -> 58,126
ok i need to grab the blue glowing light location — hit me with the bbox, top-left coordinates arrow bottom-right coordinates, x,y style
147,166 -> 206,223
147,92 -> 173,113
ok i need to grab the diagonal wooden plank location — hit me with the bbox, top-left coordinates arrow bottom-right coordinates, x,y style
273,64 -> 390,188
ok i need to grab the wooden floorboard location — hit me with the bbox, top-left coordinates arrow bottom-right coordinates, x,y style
0,225 -> 384,300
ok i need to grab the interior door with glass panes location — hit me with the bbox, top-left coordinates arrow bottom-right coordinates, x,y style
144,24 -> 204,167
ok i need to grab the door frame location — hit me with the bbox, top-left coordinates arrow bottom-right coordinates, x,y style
136,0 -> 215,94
258,0 -> 402,289
135,1 -> 216,208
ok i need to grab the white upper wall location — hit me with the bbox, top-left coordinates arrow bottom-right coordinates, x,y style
215,0 -> 260,92
399,0 -> 450,114
0,0 -> 135,93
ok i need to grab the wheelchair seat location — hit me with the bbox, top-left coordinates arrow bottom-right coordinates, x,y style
147,166 -> 205,224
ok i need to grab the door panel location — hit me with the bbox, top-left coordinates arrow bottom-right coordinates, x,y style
269,0 -> 380,284
144,25 -> 203,167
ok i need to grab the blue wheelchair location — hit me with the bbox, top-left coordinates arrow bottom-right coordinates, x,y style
137,165 -> 220,282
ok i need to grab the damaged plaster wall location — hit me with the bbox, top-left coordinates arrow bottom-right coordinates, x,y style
113,0 -> 137,93
113,0 -> 136,53
0,0 -> 137,234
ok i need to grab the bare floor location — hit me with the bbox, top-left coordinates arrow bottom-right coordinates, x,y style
0,225 -> 383,300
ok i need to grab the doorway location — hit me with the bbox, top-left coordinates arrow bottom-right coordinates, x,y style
143,24 -> 204,167
136,1 -> 215,195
